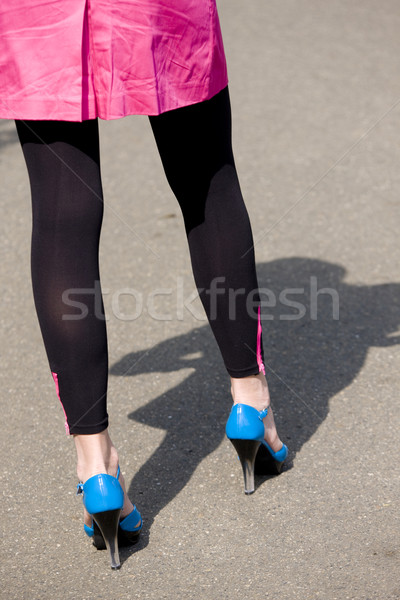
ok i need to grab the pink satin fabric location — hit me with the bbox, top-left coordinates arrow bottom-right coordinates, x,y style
0,0 -> 228,121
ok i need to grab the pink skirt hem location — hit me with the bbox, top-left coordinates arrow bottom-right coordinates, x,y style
0,0 -> 228,121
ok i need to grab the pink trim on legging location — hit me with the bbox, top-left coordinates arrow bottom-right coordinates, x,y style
257,306 -> 266,375
52,372 -> 70,435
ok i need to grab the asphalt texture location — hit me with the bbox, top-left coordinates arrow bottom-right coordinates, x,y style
1,1 -> 399,599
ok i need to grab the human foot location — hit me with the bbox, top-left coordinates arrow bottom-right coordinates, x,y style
230,373 -> 284,453
74,430 -> 140,530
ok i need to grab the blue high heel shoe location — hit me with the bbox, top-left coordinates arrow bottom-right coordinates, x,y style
77,466 -> 142,569
226,404 -> 288,495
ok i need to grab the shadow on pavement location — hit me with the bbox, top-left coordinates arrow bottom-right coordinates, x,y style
110,257 -> 400,561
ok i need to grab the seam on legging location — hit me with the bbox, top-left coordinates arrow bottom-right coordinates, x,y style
257,306 -> 266,375
52,372 -> 70,435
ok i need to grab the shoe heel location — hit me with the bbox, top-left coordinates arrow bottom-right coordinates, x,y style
226,404 -> 288,494
93,509 -> 121,570
77,471 -> 124,569
229,438 -> 261,495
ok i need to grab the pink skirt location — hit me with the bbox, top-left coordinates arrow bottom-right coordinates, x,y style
0,0 -> 228,121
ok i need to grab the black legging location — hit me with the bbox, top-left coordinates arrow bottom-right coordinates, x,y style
15,87 -> 264,435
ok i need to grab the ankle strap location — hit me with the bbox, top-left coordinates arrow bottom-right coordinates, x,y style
258,406 -> 269,420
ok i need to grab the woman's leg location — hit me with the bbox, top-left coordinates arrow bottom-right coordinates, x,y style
16,119 -> 108,435
149,87 -> 282,451
15,119 -> 136,520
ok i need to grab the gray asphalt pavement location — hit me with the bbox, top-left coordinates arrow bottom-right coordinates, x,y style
1,1 -> 399,598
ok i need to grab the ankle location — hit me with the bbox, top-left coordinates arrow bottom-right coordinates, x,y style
230,373 -> 270,412
74,429 -> 119,483
230,375 -> 283,453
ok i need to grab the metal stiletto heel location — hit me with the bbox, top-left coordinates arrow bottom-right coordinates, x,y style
77,470 -> 124,570
226,404 -> 288,494
92,509 -> 121,569
229,438 -> 261,494
81,466 -> 143,552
